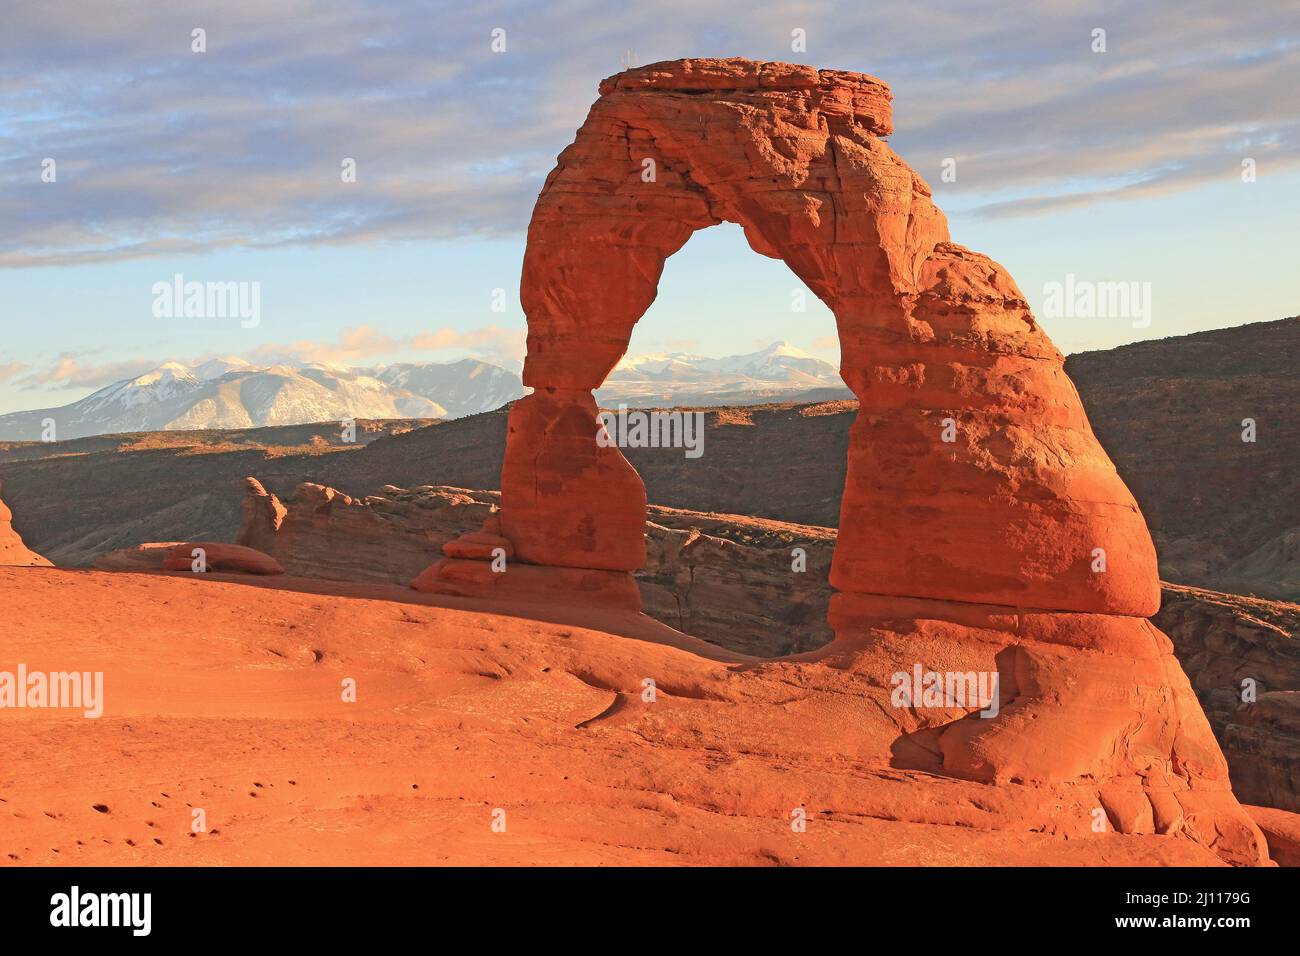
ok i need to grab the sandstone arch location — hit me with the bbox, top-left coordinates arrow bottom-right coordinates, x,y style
507,58 -> 1157,615
419,59 -> 1265,863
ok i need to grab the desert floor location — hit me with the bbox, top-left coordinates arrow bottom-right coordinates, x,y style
0,567 -> 1225,866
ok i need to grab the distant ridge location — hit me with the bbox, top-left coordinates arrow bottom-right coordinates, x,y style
0,341 -> 850,440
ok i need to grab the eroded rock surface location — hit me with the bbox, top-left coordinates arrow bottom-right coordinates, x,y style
1247,805 -> 1300,866
4,564 -> 1268,867
465,57 -> 1156,615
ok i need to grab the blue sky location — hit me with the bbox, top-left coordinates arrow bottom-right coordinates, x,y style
1,0 -> 1297,414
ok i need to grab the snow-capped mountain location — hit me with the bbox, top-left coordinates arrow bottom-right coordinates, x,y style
375,359 -> 525,419
599,341 -> 848,407
191,356 -> 253,381
0,358 -> 523,441
0,342 -> 846,441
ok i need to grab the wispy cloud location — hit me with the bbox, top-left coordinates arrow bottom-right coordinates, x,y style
248,323 -> 526,367
15,324 -> 527,390
1,0 -> 1297,265
17,355 -> 157,390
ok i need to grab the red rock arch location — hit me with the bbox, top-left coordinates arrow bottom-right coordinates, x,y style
414,61 -> 1265,862
499,58 -> 1157,616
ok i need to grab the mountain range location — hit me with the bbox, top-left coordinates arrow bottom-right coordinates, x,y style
0,342 -> 848,441
598,340 -> 848,407
0,357 -> 524,441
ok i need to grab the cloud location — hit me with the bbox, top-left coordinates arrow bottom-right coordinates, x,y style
250,323 -> 526,367
18,355 -> 158,390
1,0 -> 1297,263
17,324 -> 527,389
899,31 -> 1300,218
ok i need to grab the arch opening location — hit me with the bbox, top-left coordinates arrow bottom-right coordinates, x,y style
590,220 -> 848,657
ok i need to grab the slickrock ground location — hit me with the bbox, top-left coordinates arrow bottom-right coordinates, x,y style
74,477 -> 1300,847
0,566 -> 1239,866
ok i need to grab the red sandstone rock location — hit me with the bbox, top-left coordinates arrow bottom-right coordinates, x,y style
93,541 -> 181,572
96,540 -> 284,575
411,557 -> 641,612
499,389 -> 646,572
0,485 -> 52,567
821,591 -> 1265,864
1246,805 -> 1300,866
235,481 -> 1299,800
237,477 -> 287,556
238,479 -> 500,582
161,541 -> 284,575
234,479 -> 830,653
442,531 -> 514,561
0,563 -> 1256,866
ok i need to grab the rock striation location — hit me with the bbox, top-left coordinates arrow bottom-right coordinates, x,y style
476,57 -> 1157,613
411,58 -> 1266,864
